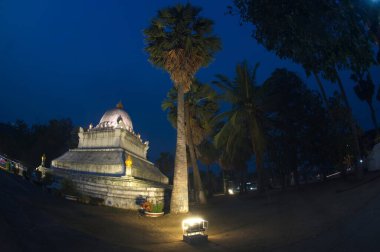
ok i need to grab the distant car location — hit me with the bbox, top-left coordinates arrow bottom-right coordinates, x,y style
228,181 -> 257,195
246,182 -> 257,191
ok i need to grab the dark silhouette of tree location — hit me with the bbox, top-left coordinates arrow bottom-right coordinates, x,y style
155,152 -> 174,184
351,72 -> 378,133
350,0 -> 380,63
198,140 -> 219,197
264,69 -> 332,186
231,0 -> 374,160
0,119 -> 77,168
213,61 -> 277,191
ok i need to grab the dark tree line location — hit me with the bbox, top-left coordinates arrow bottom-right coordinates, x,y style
0,119 -> 78,168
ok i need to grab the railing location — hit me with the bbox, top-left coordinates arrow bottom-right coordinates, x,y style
0,152 -> 30,173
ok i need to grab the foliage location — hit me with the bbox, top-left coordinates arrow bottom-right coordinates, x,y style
231,0 -> 371,160
350,0 -> 380,62
145,3 -> 220,213
78,194 -> 91,204
155,152 -> 174,183
141,200 -> 164,213
213,61 -> 277,191
351,71 -> 378,131
231,0 -> 375,80
0,119 -> 77,168
13,167 -> 19,175
198,139 -> 219,167
42,172 -> 54,186
60,178 -> 77,196
264,69 -> 331,185
89,197 -> 104,206
144,4 -> 221,91
162,80 -> 219,145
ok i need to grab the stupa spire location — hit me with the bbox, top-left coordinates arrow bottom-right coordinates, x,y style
116,101 -> 123,109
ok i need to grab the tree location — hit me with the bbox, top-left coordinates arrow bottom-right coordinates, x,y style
0,119 -> 76,168
155,152 -> 175,183
198,140 -> 219,197
144,4 -> 221,213
264,69 -> 331,186
162,81 -> 218,204
213,62 -> 276,191
350,0 -> 380,63
231,0 -> 375,160
351,72 -> 378,133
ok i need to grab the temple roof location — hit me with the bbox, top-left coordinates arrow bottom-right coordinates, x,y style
51,148 -> 168,184
96,102 -> 133,130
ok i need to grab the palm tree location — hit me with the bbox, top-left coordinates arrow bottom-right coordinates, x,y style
214,61 -> 274,192
162,81 -> 218,204
144,4 -> 221,213
198,140 -> 220,197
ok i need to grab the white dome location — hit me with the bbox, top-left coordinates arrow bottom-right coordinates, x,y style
96,103 -> 133,130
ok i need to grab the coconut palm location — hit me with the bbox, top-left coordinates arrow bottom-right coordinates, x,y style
162,80 -> 218,204
214,61 -> 274,192
144,4 -> 221,213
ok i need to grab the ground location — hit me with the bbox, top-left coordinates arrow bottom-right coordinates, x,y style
1,171 -> 380,252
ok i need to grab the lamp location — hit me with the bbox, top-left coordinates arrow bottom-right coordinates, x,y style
182,217 -> 208,243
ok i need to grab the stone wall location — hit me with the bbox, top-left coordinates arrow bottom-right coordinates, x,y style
78,128 -> 148,158
62,174 -> 170,210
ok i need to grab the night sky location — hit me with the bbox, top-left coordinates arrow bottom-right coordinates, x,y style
1,0 -> 379,161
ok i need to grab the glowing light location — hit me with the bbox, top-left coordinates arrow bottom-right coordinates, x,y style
182,217 -> 209,243
182,217 -> 204,230
359,159 -> 363,163
228,188 -> 234,195
125,155 -> 133,168
182,217 -> 208,235
326,171 -> 341,178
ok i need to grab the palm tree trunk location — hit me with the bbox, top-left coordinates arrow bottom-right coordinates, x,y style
187,125 -> 207,204
250,127 -> 264,192
367,100 -> 379,135
170,85 -> 189,213
335,72 -> 363,179
185,103 -> 206,204
335,73 -> 362,159
206,164 -> 213,197
313,71 -> 330,110
222,170 -> 228,195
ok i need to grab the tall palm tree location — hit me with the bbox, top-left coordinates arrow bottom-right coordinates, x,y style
214,61 -> 274,192
144,4 -> 221,213
162,81 -> 218,204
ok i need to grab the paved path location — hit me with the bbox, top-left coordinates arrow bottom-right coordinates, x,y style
1,171 -> 380,251
282,185 -> 380,252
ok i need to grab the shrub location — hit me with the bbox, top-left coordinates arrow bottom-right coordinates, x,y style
13,168 -> 19,176
141,200 -> 164,213
78,194 -> 91,204
89,197 -> 104,206
60,178 -> 77,196
42,173 -> 53,186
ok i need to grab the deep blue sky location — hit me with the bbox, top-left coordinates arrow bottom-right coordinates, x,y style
1,0 -> 379,161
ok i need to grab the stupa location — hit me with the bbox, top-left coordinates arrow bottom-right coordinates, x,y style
51,102 -> 169,209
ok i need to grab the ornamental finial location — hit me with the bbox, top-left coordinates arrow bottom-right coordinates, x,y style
116,101 -> 123,109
